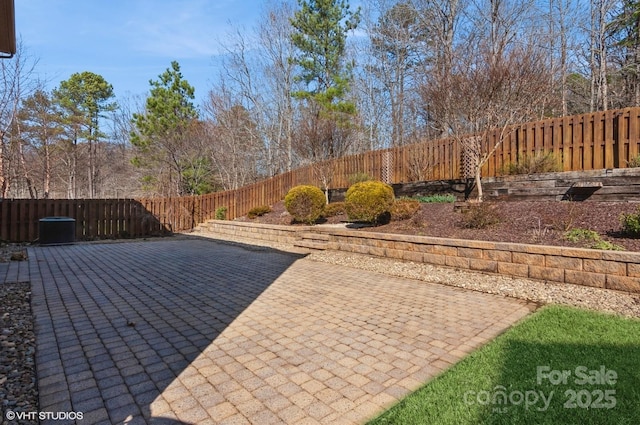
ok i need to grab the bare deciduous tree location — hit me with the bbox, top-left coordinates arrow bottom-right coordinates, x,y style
0,42 -> 37,198
369,0 -> 424,147
423,43 -> 552,201
258,1 -> 299,173
204,87 -> 262,191
590,0 -> 617,111
406,143 -> 435,182
412,0 -> 461,73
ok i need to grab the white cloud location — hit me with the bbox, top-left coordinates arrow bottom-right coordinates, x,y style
119,0 -> 251,59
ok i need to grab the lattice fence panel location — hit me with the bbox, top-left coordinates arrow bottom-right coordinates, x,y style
382,151 -> 393,183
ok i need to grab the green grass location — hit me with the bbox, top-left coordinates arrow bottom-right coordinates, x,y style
368,305 -> 640,425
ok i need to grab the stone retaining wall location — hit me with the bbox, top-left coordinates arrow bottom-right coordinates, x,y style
197,220 -> 308,245
197,221 -> 640,294
326,168 -> 640,202
312,228 -> 640,294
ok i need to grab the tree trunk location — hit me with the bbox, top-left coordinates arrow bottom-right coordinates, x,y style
15,121 -> 35,198
0,132 -> 6,197
43,144 -> 50,199
475,163 -> 483,202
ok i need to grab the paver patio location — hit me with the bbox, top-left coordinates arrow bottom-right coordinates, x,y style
19,236 -> 536,424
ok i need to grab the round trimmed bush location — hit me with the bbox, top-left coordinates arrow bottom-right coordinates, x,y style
284,185 -> 326,224
345,180 -> 395,224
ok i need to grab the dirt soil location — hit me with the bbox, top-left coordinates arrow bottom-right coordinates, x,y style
236,200 -> 640,252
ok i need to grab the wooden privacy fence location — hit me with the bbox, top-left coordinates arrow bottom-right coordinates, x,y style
2,107 -> 640,242
487,108 -> 640,176
239,107 -> 640,190
316,107 -> 640,184
0,197 -> 203,242
207,107 -> 640,218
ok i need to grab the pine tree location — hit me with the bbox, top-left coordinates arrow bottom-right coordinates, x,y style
131,61 -> 203,196
54,72 -> 116,197
290,0 -> 360,159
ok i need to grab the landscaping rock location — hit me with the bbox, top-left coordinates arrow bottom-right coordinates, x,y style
0,282 -> 38,424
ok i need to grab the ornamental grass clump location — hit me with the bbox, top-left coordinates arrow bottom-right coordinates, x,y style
390,198 -> 421,221
247,205 -> 271,219
345,180 -> 395,225
284,185 -> 326,224
501,152 -> 560,175
459,202 -> 501,229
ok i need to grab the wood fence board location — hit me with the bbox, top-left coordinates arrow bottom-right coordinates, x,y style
552,116 -> 563,167
630,109 -> 640,160
604,110 -> 615,168
27,201 -> 35,242
525,121 -> 535,155
116,199 -> 124,236
122,199 -> 130,237
583,114 -> 593,170
593,112 -> 603,169
543,120 -> 553,154
573,116 -> 583,171
9,200 -> 18,241
96,199 -> 103,237
561,116 -> 570,171
535,120 -> 545,152
618,110 -> 629,168
133,200 -> 143,237
0,200 -> 7,241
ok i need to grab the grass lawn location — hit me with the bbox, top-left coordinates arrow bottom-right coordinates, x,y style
368,305 -> 640,425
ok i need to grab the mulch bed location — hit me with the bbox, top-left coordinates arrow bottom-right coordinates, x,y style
237,200 -> 640,252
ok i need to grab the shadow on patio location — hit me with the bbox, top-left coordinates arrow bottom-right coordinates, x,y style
29,235 -> 305,424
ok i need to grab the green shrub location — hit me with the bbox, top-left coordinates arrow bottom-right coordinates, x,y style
591,240 -> 625,251
345,180 -> 395,224
390,199 -> 421,221
459,202 -> 501,229
215,206 -> 227,220
564,227 -> 625,250
412,194 -> 457,203
284,185 -> 326,224
323,202 -> 346,217
247,205 -> 271,219
620,208 -> 640,236
347,172 -> 373,185
501,152 -> 560,175
564,228 -> 600,243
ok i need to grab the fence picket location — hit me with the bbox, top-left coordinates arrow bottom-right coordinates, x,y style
628,109 -> 635,162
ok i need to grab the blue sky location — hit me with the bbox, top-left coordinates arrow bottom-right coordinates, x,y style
16,0 -> 266,102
